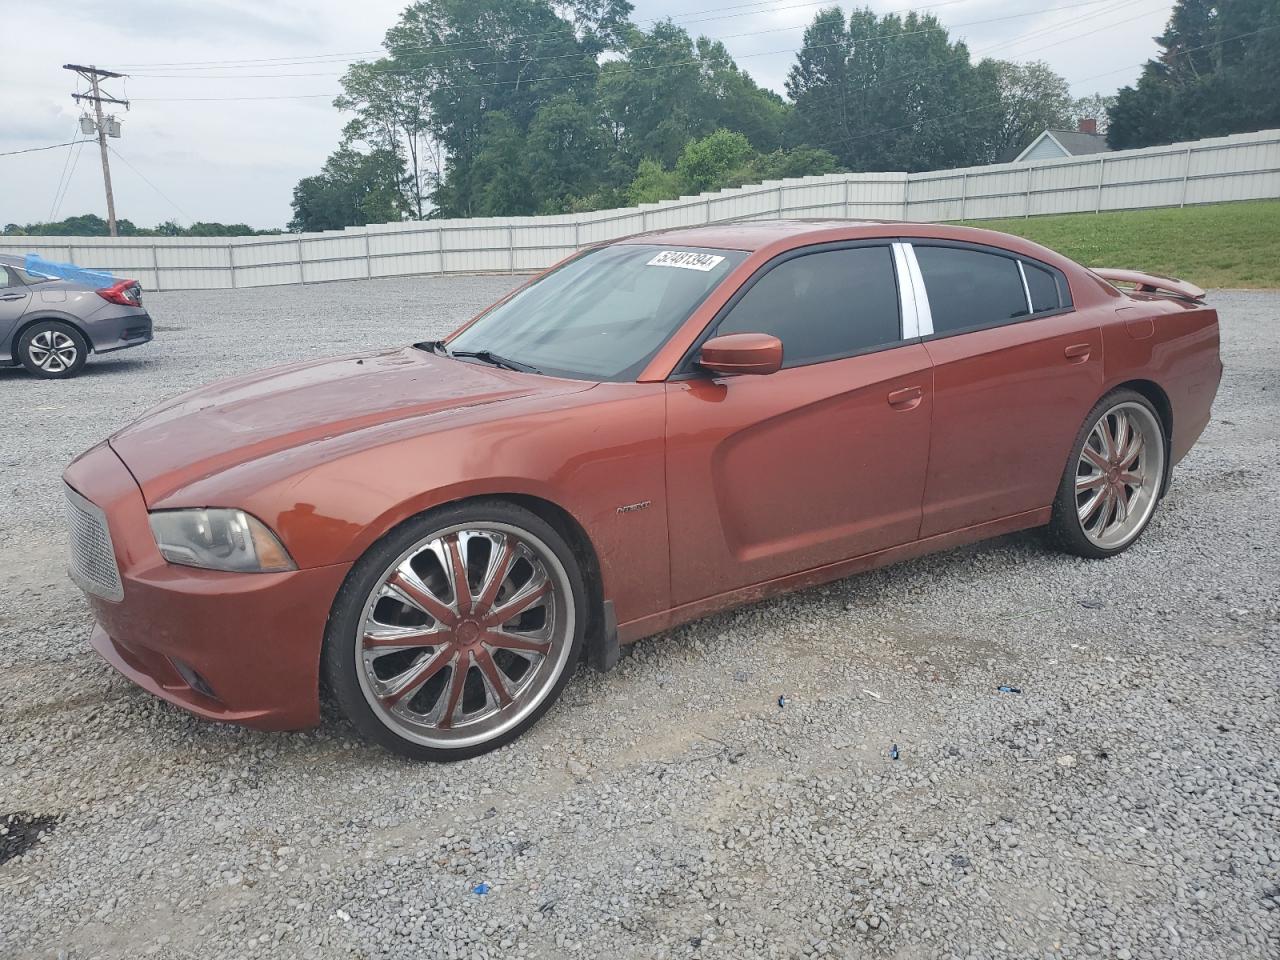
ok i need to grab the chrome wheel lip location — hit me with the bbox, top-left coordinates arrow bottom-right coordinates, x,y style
354,521 -> 575,751
28,330 -> 79,373
1075,401 -> 1165,550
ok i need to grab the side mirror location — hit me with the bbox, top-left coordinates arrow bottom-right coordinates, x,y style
698,333 -> 783,377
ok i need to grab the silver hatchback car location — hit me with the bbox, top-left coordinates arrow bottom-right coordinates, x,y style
0,253 -> 153,378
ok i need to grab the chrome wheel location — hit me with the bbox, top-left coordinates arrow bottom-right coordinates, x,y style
28,330 -> 79,373
354,522 -> 575,750
1074,401 -> 1165,550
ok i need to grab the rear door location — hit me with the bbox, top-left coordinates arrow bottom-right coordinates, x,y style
0,267 -> 33,358
664,241 -> 934,605
906,242 -> 1103,537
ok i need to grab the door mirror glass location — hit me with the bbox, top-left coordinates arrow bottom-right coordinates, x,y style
698,333 -> 783,376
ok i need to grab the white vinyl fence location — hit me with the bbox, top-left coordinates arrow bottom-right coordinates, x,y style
4,128 -> 1278,292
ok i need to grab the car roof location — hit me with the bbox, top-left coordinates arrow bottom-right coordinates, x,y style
617,219 -> 892,252
617,218 -> 1083,272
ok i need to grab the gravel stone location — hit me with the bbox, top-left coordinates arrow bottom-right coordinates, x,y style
1,280 -> 1277,959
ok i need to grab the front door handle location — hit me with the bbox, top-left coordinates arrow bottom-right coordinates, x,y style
1064,343 -> 1092,363
0,293 -> 26,301
887,385 -> 924,410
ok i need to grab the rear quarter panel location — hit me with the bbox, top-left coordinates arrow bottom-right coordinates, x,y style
1100,296 -> 1222,464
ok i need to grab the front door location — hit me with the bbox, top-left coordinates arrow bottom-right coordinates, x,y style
664,243 -> 934,606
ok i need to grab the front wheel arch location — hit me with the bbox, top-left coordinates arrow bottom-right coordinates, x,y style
322,491 -> 609,686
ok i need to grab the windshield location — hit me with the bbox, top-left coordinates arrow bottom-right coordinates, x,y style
447,243 -> 746,381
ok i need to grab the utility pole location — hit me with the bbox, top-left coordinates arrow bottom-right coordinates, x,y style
64,64 -> 129,237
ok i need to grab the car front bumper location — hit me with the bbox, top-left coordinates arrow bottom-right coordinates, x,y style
64,442 -> 351,731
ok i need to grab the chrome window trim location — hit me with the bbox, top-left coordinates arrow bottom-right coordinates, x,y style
891,242 -> 921,340
1016,259 -> 1033,315
900,243 -> 934,337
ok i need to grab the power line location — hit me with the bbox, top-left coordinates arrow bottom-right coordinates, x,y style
123,0 -> 1116,81
113,0 -> 979,71
796,23 -> 1278,157
51,140 -> 89,222
106,145 -> 195,224
127,0 -> 1127,102
0,139 -> 93,157
47,122 -> 84,220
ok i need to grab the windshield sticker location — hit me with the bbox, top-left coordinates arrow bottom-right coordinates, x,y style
646,250 -> 725,271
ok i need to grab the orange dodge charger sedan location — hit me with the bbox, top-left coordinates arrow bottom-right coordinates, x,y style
64,221 -> 1222,760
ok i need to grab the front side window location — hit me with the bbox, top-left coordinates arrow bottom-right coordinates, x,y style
914,246 -> 1028,335
447,243 -> 745,381
714,246 -> 901,368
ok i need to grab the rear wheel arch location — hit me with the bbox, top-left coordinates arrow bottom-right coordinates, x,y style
10,313 -> 92,356
1109,378 -> 1173,493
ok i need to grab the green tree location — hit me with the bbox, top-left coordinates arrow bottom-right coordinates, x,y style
675,129 -> 754,192
336,61 -> 436,219
525,95 -> 611,212
991,60 -> 1074,161
1072,93 -> 1117,136
786,6 -> 1002,171
1108,0 -> 1280,149
288,147 -> 406,232
626,158 -> 685,204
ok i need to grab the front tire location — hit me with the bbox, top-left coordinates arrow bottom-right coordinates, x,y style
322,500 -> 586,761
1047,389 -> 1167,559
18,321 -> 88,379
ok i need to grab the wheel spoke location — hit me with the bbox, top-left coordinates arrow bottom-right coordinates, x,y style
363,622 -> 447,650
475,536 -> 516,613
1075,471 -> 1107,492
444,533 -> 472,617
1110,485 -> 1129,525
1118,470 -> 1143,488
483,581 -> 550,627
1120,431 -> 1144,469
473,646 -> 514,707
387,569 -> 457,626
377,648 -> 451,707
483,629 -> 551,655
435,653 -> 471,729
1111,413 -> 1130,463
1081,444 -> 1110,472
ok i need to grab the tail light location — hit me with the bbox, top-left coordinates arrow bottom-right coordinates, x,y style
97,279 -> 142,306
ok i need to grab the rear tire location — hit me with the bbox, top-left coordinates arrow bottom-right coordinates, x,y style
18,320 -> 88,379
322,500 -> 586,761
1047,389 -> 1167,559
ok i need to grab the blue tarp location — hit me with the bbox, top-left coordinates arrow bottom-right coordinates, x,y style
24,254 -> 115,289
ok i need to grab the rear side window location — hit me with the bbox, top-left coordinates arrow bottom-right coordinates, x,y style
1023,261 -> 1061,313
715,246 -> 900,367
914,246 -> 1028,335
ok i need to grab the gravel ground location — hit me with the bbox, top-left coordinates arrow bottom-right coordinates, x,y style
1,278 -> 1277,960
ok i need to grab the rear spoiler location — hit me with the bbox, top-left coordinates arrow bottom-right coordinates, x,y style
1093,268 -> 1206,302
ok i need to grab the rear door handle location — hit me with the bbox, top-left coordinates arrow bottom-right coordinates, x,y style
0,293 -> 26,301
887,385 -> 924,410
1064,343 -> 1092,363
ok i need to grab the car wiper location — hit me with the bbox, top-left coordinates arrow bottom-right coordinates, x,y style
448,349 -> 541,375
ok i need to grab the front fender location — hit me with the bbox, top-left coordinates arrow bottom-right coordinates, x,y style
155,382 -> 673,628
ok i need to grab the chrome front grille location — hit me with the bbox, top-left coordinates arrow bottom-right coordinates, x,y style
64,485 -> 124,602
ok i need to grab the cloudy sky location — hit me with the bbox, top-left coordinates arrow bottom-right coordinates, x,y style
1,0 -> 1174,230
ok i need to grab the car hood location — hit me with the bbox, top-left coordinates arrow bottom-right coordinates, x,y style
109,346 -> 592,504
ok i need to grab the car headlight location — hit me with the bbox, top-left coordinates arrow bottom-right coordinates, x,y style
148,509 -> 296,573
